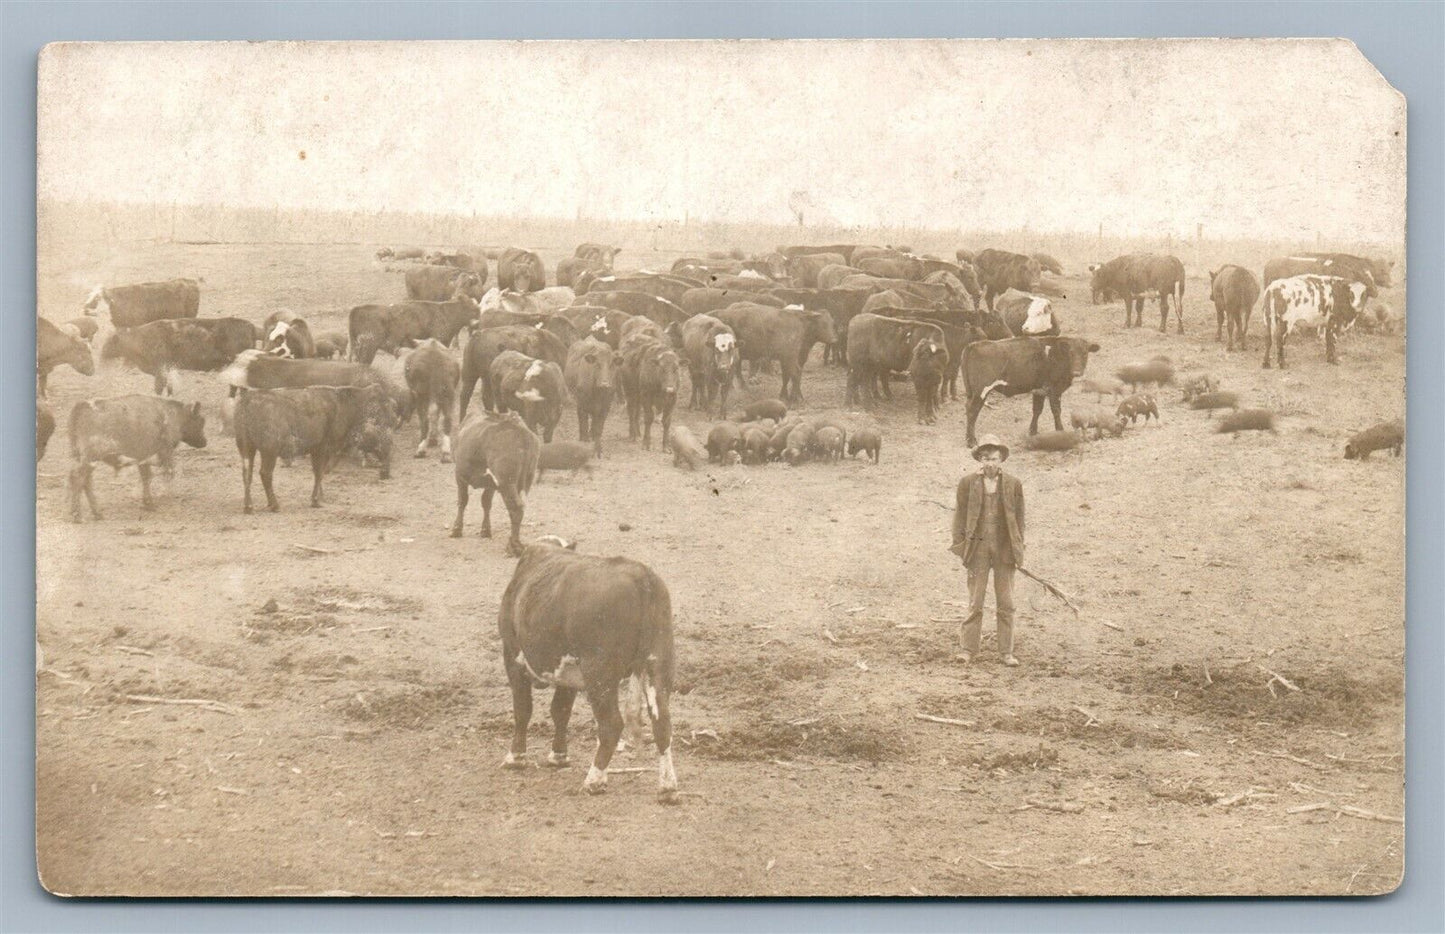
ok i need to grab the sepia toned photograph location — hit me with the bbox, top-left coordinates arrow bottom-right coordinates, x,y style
35,38 -> 1405,897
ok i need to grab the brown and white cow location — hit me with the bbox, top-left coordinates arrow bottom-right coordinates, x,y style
67,395 -> 207,521
83,278 -> 201,329
1261,274 -> 1368,369
497,536 -> 678,802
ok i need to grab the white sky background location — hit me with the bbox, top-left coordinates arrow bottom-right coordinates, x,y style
38,39 -> 1405,242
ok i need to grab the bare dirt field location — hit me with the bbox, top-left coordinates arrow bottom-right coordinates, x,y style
36,240 -> 1405,896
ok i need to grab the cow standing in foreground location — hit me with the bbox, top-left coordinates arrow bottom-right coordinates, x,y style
450,412 -> 541,556
38,318 -> 96,397
498,536 -> 679,802
1261,275 -> 1367,369
1209,265 -> 1260,351
962,337 -> 1100,447
68,395 -> 207,521
404,339 -> 461,462
680,315 -> 739,418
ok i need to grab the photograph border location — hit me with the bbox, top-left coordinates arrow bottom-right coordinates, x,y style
5,2 -> 1441,931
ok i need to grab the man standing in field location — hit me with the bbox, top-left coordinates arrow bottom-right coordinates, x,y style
950,435 -> 1026,666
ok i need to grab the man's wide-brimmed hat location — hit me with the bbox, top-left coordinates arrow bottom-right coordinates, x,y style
971,435 -> 1010,462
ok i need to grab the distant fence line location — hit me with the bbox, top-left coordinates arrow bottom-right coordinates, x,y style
38,200 -> 1399,281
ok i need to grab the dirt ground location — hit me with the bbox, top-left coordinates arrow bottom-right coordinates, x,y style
35,241 -> 1405,896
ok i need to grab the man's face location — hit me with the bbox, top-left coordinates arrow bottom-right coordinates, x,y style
978,449 -> 1003,476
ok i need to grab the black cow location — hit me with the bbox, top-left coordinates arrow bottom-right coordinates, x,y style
404,339 -> 461,461
564,337 -> 615,457
680,287 -> 785,317
574,243 -> 620,268
1089,254 -> 1187,332
498,248 -> 546,292
712,303 -> 836,403
680,315 -> 739,417
962,337 -> 1100,446
102,317 -> 258,395
67,395 -> 207,520
460,325 -> 569,418
582,291 -> 690,328
908,337 -> 950,425
1263,253 -> 1380,297
578,275 -> 695,307
234,385 -> 393,512
619,334 -> 681,449
767,288 -> 873,366
450,412 -> 541,555
38,318 -> 96,397
1209,265 -> 1261,351
498,537 -> 678,801
83,278 -> 200,328
972,249 -> 1042,310
845,313 -> 944,406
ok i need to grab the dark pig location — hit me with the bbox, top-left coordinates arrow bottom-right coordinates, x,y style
1344,420 -> 1404,460
846,426 -> 881,463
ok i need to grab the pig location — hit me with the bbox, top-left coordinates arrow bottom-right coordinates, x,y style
846,426 -> 882,464
1216,409 -> 1277,434
740,426 -> 772,464
736,399 -> 788,423
1080,376 -> 1127,402
706,422 -> 744,463
1025,429 -> 1081,452
1180,373 -> 1221,402
1116,393 -> 1160,424
1116,359 -> 1175,390
668,425 -> 708,470
782,423 -> 816,465
1344,420 -> 1404,460
812,425 -> 845,462
536,440 -> 595,480
1189,391 -> 1240,416
1070,405 -> 1125,439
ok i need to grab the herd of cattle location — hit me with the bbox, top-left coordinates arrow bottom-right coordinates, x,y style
35,239 -> 1402,800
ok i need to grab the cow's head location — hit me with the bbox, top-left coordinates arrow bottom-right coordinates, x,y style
266,321 -> 293,356
1088,264 -> 1109,304
577,340 -> 613,391
453,272 -> 485,302
535,534 -> 577,550
656,349 -> 681,396
180,401 -> 207,449
1020,297 -> 1056,335
802,308 -> 837,344
512,266 -> 534,293
1348,281 -> 1369,313
711,331 -> 738,374
66,335 -> 96,376
1060,338 -> 1101,378
82,287 -> 107,317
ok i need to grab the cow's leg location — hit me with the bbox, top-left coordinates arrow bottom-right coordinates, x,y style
500,485 -> 525,557
413,392 -> 430,458
310,451 -> 325,507
1325,325 -> 1338,364
1028,392 -> 1046,436
717,375 -> 730,419
479,486 -> 495,539
547,686 -> 578,767
650,687 -> 678,804
1262,322 -> 1273,369
965,395 -> 984,448
69,462 -> 93,521
688,367 -> 702,409
458,374 -> 477,421
640,398 -> 655,450
260,451 -> 280,512
439,405 -> 453,464
660,399 -> 674,448
582,677 -> 624,795
576,409 -> 590,447
240,449 -> 255,514
137,463 -> 155,511
501,659 -> 533,768
1159,294 -> 1169,333
1278,332 -> 1287,369
1048,392 -> 1064,433
450,480 -> 469,537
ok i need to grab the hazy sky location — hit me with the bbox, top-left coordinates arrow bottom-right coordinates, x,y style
38,39 -> 1405,241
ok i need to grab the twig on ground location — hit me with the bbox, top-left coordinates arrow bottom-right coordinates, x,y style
124,694 -> 240,715
1255,663 -> 1300,691
915,713 -> 975,728
1070,706 -> 1098,726
788,716 -> 823,727
821,627 -> 839,644
115,645 -> 154,657
1325,752 -> 1401,763
352,626 -> 391,634
290,543 -> 335,555
1203,663 -> 1213,686
970,855 -> 1038,873
1258,749 -> 1325,770
1336,805 -> 1404,825
1020,798 -> 1085,813
607,767 -> 650,775
929,617 -> 964,624
920,499 -> 953,511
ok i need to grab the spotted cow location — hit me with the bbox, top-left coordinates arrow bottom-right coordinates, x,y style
1261,275 -> 1368,369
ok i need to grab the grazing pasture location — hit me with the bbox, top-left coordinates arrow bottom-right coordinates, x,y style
36,235 -> 1404,896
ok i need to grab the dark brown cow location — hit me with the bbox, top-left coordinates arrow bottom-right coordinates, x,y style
574,243 -> 620,268
234,385 -> 393,512
845,313 -> 943,406
84,278 -> 200,328
450,412 -> 541,555
1209,265 -> 1261,351
558,306 -> 632,349
312,330 -> 348,359
498,248 -> 546,292
38,318 -> 96,397
407,265 -> 486,302
777,244 -> 866,264
786,252 -> 847,287
67,395 -> 207,521
972,249 -> 1042,310
404,339 -> 461,462
461,323 -> 565,419
962,337 -> 1100,446
681,315 -> 739,418
556,255 -> 606,290
680,287 -> 785,317
856,254 -> 925,281
1032,253 -> 1064,276
581,275 -> 695,306
1263,253 -> 1380,297
564,337 -> 614,457
712,303 -> 836,403
816,264 -> 866,291
582,291 -> 690,328
1089,254 -> 1186,332
101,318 -> 258,395
489,350 -> 567,442
619,334 -> 681,449
767,288 -> 872,366
498,537 -> 678,801
348,293 -> 480,364
908,337 -> 950,425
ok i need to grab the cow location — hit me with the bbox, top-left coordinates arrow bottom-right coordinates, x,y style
558,306 -> 632,350
579,275 -> 694,306
962,337 -> 1100,446
1089,254 -> 1186,332
38,318 -> 96,397
424,250 -> 480,273
574,243 -> 620,268
530,287 -> 577,317
992,289 -> 1059,337
878,310 -> 986,403
403,339 -> 461,462
786,252 -> 847,288
837,274 -> 953,306
63,317 -> 99,343
460,325 -> 566,419
564,337 -> 614,457
680,287 -> 785,317
556,255 -> 606,290
844,313 -> 943,405
972,249 -> 1042,310
313,330 -> 348,359
490,350 -> 567,443
908,338 -> 950,425
1207,265 -> 1261,351
67,395 -> 206,521
101,318 -> 258,395
700,274 -> 777,294
407,265 -> 486,302
1263,253 -> 1379,297
1344,420 -> 1404,460
583,291 -> 689,329
450,412 -> 541,555
83,278 -> 200,329
846,426 -> 881,463
922,269 -> 980,310
1260,275 -> 1367,368
712,303 -> 836,403
1032,253 -> 1064,276
37,401 -> 56,462
778,244 -> 865,264
680,315 -> 739,417
233,385 -> 393,512
264,315 -> 316,360
856,254 -> 925,281
348,292 -> 481,365
768,288 -> 874,366
619,334 -> 680,450
497,537 -> 678,801
1295,252 -> 1392,289
498,248 -> 546,292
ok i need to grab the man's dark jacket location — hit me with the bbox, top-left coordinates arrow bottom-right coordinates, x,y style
950,471 -> 1026,566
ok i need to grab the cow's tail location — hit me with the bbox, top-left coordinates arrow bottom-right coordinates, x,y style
220,349 -> 261,390
1174,277 -> 1185,323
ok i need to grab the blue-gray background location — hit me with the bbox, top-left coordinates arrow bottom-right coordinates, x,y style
3,3 -> 1440,932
